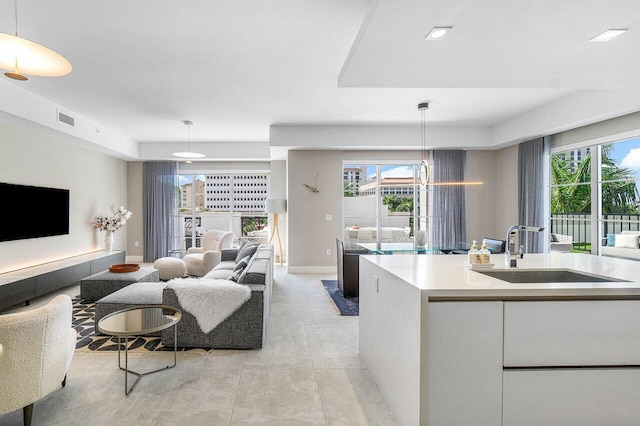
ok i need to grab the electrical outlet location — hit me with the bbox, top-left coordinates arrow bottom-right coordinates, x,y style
326,248 -> 331,256
134,241 -> 139,247
325,214 -> 332,222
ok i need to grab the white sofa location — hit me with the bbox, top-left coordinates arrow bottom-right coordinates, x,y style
601,230 -> 640,260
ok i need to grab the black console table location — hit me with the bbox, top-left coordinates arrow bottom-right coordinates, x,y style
0,250 -> 125,311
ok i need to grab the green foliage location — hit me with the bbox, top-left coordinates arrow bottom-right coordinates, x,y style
551,146 -> 639,214
343,180 -> 355,197
382,195 -> 413,212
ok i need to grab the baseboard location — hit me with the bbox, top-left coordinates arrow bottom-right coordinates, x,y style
287,266 -> 336,274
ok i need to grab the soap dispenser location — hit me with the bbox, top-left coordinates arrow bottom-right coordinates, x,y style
480,243 -> 491,264
468,241 -> 480,264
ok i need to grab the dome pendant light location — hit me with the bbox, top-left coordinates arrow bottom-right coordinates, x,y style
172,120 -> 205,161
0,0 -> 72,81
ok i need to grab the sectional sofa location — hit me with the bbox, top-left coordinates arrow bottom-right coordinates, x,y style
161,243 -> 273,349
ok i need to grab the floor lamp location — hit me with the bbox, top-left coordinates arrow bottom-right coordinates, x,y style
265,199 -> 286,266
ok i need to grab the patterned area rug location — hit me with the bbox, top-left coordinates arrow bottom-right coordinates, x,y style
321,280 -> 359,316
72,295 -> 211,353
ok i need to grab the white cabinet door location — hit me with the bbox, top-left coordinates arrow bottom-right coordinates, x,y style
504,300 -> 640,366
426,301 -> 503,426
503,369 -> 640,426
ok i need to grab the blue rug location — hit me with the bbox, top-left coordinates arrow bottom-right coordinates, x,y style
321,280 -> 359,316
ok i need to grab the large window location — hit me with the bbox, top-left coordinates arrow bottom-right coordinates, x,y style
177,173 -> 269,249
343,163 -> 429,244
550,138 -> 640,253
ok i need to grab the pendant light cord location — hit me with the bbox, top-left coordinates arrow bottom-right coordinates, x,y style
14,0 -> 18,36
420,107 -> 426,161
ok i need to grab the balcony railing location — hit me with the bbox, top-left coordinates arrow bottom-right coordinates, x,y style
551,213 -> 640,253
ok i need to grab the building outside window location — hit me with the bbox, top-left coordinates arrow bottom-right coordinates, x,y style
177,173 -> 269,249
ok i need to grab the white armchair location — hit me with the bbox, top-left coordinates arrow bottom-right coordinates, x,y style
0,295 -> 76,426
183,230 -> 234,276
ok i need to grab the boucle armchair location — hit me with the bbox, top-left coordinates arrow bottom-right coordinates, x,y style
183,230 -> 234,276
0,295 -> 76,426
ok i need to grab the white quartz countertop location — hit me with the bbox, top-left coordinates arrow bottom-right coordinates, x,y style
361,253 -> 640,300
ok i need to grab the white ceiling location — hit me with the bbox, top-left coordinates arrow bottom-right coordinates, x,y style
0,0 -> 639,153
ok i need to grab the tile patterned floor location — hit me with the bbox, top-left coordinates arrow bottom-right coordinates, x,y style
0,266 -> 397,425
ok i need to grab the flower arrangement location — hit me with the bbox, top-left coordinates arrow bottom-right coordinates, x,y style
92,205 -> 133,233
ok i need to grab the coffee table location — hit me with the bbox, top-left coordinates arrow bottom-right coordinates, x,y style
97,305 -> 181,396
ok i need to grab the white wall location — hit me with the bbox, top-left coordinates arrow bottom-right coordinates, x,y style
269,160 -> 287,263
0,119 -> 128,272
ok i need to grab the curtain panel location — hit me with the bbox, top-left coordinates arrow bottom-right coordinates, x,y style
518,137 -> 548,253
429,150 -> 467,245
143,162 -> 179,262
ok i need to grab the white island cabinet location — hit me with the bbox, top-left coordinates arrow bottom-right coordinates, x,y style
359,253 -> 640,426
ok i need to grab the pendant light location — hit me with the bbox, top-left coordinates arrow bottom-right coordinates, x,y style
418,102 -> 430,185
172,120 -> 205,162
416,102 -> 483,186
0,0 -> 72,81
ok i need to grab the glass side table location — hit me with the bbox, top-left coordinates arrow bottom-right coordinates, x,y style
97,305 -> 181,395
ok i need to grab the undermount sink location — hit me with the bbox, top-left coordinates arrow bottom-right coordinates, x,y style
473,268 -> 629,284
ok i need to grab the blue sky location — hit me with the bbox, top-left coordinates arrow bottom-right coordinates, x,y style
344,165 -> 414,181
611,137 -> 640,177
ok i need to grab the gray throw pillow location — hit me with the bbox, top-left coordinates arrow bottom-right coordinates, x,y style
235,243 -> 259,262
229,267 -> 243,282
234,255 -> 251,272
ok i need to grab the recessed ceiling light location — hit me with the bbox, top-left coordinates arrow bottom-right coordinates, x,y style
425,27 -> 452,41
590,29 -> 627,42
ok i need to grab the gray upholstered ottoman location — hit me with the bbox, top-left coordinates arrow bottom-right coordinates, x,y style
80,267 -> 160,301
94,281 -> 167,335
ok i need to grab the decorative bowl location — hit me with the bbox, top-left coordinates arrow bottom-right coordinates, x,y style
109,263 -> 140,273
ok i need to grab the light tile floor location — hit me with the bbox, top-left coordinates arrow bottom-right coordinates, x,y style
0,265 -> 397,425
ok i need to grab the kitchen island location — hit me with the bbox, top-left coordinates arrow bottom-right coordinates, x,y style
359,253 -> 640,426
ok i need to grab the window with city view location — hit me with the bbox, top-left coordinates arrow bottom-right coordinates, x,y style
551,137 -> 640,254
177,173 -> 269,250
343,163 -> 429,244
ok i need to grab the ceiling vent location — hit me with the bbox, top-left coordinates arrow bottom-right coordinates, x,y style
57,111 -> 75,127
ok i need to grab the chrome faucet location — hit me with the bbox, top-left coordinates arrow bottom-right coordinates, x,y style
505,225 -> 545,267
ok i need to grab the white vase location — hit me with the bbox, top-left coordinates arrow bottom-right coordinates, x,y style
415,230 -> 427,247
104,231 -> 115,252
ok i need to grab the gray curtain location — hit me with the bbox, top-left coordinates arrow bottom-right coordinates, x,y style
143,162 -> 179,262
518,137 -> 547,253
429,150 -> 467,244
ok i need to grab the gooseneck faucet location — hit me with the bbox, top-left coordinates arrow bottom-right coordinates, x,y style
505,225 -> 545,267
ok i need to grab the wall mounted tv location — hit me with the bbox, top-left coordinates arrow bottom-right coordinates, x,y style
0,182 -> 70,242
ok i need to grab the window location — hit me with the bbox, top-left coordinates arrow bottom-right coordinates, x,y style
177,173 -> 269,249
343,163 -> 429,244
550,138 -> 640,254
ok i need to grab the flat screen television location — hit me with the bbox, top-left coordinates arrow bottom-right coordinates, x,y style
0,182 -> 70,242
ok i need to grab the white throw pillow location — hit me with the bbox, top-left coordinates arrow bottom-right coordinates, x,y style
614,233 -> 639,249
